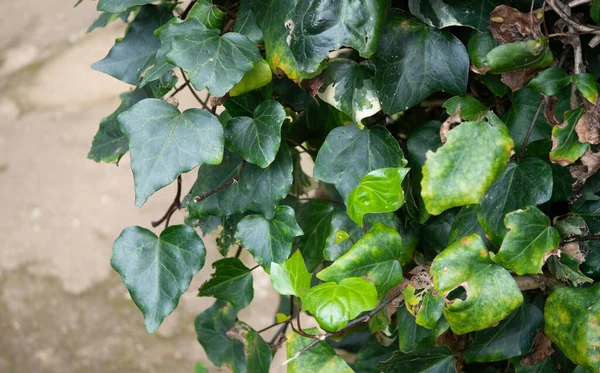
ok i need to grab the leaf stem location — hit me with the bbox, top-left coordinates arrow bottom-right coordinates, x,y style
151,175 -> 182,228
193,160 -> 246,203
561,234 -> 600,243
517,98 -> 545,161
179,68 -> 210,110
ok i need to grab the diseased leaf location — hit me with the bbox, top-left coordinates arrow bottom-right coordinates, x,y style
573,73 -> 599,104
468,30 -> 498,70
443,96 -> 488,121
97,0 -> 153,13
225,100 -> 286,168
286,327 -> 354,372
379,346 -> 457,373
347,167 -> 410,225
545,284 -> 600,372
118,99 -> 224,206
478,158 -> 553,247
493,207 -> 560,275
547,254 -> 593,286
528,68 -> 572,96
421,115 -> 514,215
317,223 -> 405,297
550,109 -> 589,166
465,303 -> 544,362
397,305 -> 449,353
314,125 -> 407,201
197,258 -> 253,310
408,0 -> 502,31
270,250 -> 312,298
431,233 -> 524,334
111,225 -> 206,333
302,277 -> 378,332
373,11 -> 468,113
167,29 -> 260,96
235,206 -> 303,271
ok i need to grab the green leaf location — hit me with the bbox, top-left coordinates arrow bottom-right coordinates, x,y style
593,0 -> 600,24
286,327 -> 354,372
373,11 -> 468,113
443,96 -> 488,121
187,145 -> 293,220
545,284 -> 600,372
448,205 -> 491,249
408,0 -> 501,31
193,363 -> 208,373
354,335 -> 397,373
493,207 -> 560,275
512,357 -> 558,373
547,254 -> 593,286
317,223 -> 405,297
503,87 -> 552,152
478,158 -> 553,247
167,29 -> 260,96
92,5 -> 173,85
97,0 -> 153,13
379,347 -> 457,373
118,99 -> 223,206
229,60 -> 273,97
197,258 -> 253,310
317,58 -> 381,124
482,37 -> 554,74
420,209 -> 458,257
302,277 -> 378,332
347,167 -> 410,225
464,303 -> 544,363
573,73 -> 599,104
234,0 -> 263,44
270,250 -> 312,298
88,9 -> 132,33
415,292 -> 445,329
224,100 -> 285,168
528,68 -> 572,96
187,0 -> 226,29
235,206 -> 303,271
550,108 -> 589,166
111,225 -> 206,333
276,313 -> 291,323
314,125 -> 407,201
397,305 -> 449,353
431,233 -> 524,334
421,116 -> 514,215
468,31 -> 498,69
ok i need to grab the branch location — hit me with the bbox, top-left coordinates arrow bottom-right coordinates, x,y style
561,234 -> 600,243
548,0 -> 600,37
517,98 -> 545,161
179,68 -> 210,110
284,137 -> 315,157
180,0 -> 196,20
513,273 -> 563,291
151,175 -> 182,228
169,81 -> 190,98
193,160 -> 246,203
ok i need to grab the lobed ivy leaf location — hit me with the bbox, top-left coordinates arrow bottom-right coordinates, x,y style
88,9 -> 133,33
573,73 -> 599,104
269,250 -> 312,298
408,0 -> 502,31
528,68 -> 572,96
117,99 -> 224,207
373,11 -> 468,114
545,284 -> 600,372
550,108 -> 589,166
347,167 -> 410,225
92,5 -> 173,85
317,223 -> 405,297
235,205 -> 303,271
97,0 -> 153,13
464,303 -> 544,363
187,0 -> 226,29
234,0 -> 263,44
224,100 -> 286,168
379,346 -> 457,373
421,116 -> 514,215
167,29 -> 260,97
111,225 -> 206,333
397,305 -> 449,353
431,233 -> 523,334
302,277 -> 378,332
286,327 -> 354,372
503,87 -> 552,152
478,158 -> 553,247
493,206 -> 561,275
313,125 -> 407,202
354,335 -> 397,373
197,258 -> 253,310
448,205 -> 491,249
547,254 -> 593,286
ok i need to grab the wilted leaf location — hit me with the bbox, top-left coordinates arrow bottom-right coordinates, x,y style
547,254 -> 593,286
550,109 -> 589,166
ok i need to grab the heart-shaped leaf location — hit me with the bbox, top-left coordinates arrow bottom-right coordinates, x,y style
234,0 -> 263,44
397,305 -> 449,353
408,0 -> 502,31
286,327 -> 354,372
197,258 -> 253,310
270,250 -> 312,298
98,0 -> 153,12
528,68 -> 572,96
550,108 -> 589,166
573,73 -> 599,104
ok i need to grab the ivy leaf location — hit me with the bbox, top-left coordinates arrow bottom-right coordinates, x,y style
408,0 -> 501,31
111,225 -> 206,333
482,38 -> 554,74
234,0 -> 263,44
314,125 -> 407,201
448,205 -> 491,249
286,327 -> 354,372
573,73 -> 599,104
235,206 -> 303,271
415,292 -> 445,329
397,305 -> 449,353
269,250 -> 312,298
443,96 -> 488,121
547,255 -> 593,286
187,145 -> 293,220
347,167 -> 410,225
117,99 -> 224,207
97,0 -> 153,13
92,5 -> 173,85
229,60 -> 273,97
593,0 -> 600,24
431,233 -> 524,334
421,116 -> 514,215
545,284 -> 600,372
167,29 -> 260,97
373,11 -> 468,113
317,58 -> 381,124
302,277 -> 378,332
478,158 -> 553,247
354,335 -> 397,373
550,108 -> 589,166
224,100 -> 286,168
317,223 -> 405,297
503,87 -> 552,152
464,303 -> 544,363
528,68 -> 572,96
493,207 -> 560,275
187,0 -> 226,29
197,258 -> 253,310
379,347 -> 457,373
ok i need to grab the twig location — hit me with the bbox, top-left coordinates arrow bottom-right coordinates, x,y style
517,99 -> 545,161
234,246 -> 243,258
258,321 -> 285,334
180,0 -> 196,20
561,234 -> 600,243
284,137 -> 315,156
547,0 -> 600,35
169,81 -> 190,98
269,296 -> 294,346
568,0 -> 592,7
513,273 -> 563,291
250,264 -> 260,271
193,160 -> 246,203
298,197 -> 343,205
179,68 -> 210,110
151,176 -> 182,228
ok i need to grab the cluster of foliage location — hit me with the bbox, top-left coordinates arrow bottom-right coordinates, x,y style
82,0 -> 600,371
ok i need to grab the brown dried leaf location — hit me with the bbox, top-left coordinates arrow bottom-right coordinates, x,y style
440,110 -> 461,143
520,332 -> 554,366
576,104 -> 600,145
571,149 -> 600,201
544,95 -> 560,126
501,68 -> 541,92
560,242 -> 585,264
300,76 -> 323,98
489,5 -> 544,44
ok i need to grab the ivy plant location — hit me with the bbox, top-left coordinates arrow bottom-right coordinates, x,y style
84,0 -> 600,371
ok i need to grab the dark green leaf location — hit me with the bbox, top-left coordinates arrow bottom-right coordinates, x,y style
581,241 -> 600,280
379,347 -> 457,373
187,0 -> 226,29
234,0 -> 263,44
593,0 -> 600,24
550,163 -> 575,202
118,99 -> 223,206
397,306 -> 449,353
573,73 -> 599,104
420,209 -> 457,258
197,258 -> 253,310
547,254 -> 593,286
448,205 -> 491,249
468,31 -> 498,69
408,0 -> 502,31
373,11 -> 468,113
482,37 -> 554,74
235,205 -> 303,271
354,335 -> 397,373
512,357 -> 558,373
111,225 -> 206,333
286,327 -> 354,372
503,87 -> 551,152
528,68 -> 572,96
98,0 -> 153,13
550,108 -> 588,166
269,250 -> 312,298
88,9 -> 132,33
